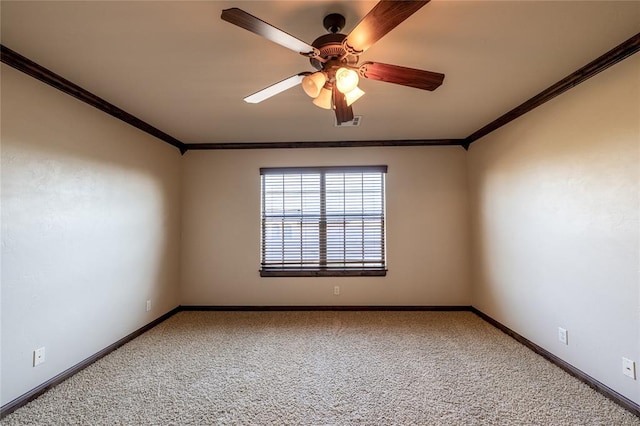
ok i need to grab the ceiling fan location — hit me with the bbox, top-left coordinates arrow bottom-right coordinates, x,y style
221,0 -> 444,125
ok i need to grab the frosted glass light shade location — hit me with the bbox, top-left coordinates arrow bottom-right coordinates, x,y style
344,86 -> 365,106
302,72 -> 326,98
313,87 -> 333,109
335,68 -> 359,94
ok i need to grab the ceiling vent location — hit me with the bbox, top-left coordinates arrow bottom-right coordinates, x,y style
335,115 -> 362,127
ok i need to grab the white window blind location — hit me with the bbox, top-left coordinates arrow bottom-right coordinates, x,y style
260,166 -> 387,277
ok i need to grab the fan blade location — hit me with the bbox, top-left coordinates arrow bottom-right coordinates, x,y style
343,1 -> 430,55
333,88 -> 354,124
359,62 -> 444,91
221,8 -> 318,56
244,73 -> 308,104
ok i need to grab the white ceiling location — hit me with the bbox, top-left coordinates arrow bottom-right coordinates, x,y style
1,1 -> 639,145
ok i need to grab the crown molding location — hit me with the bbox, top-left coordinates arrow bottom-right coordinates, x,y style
0,44 -> 187,154
463,32 -> 640,148
3,32 -> 639,152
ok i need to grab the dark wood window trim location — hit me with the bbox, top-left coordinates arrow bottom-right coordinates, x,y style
260,166 -> 387,277
260,269 -> 387,277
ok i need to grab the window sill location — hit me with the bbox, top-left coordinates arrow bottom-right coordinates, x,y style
260,269 -> 387,277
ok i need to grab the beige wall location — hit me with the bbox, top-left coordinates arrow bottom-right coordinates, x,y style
0,65 -> 182,406
467,54 -> 640,403
3,44 -> 638,410
181,146 -> 470,306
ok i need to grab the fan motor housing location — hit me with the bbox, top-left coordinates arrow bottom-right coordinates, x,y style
310,33 -> 358,71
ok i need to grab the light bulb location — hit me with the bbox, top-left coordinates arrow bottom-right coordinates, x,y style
301,72 -> 326,98
312,87 -> 333,109
335,68 -> 359,94
344,86 -> 365,106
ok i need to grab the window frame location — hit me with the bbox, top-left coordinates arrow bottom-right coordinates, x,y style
260,165 -> 387,277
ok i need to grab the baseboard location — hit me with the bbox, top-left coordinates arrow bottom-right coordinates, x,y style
0,307 -> 181,418
471,307 -> 640,418
179,305 -> 473,311
1,304 -> 469,417
7,305 -> 636,419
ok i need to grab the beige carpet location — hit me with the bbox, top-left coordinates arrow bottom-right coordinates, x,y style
3,311 -> 639,425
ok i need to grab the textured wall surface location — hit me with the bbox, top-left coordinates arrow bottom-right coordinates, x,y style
1,65 -> 182,406
180,146 -> 471,306
467,54 -> 640,404
2,46 -> 638,412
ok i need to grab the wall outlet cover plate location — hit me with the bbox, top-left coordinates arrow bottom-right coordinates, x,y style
33,347 -> 45,367
558,327 -> 568,345
622,357 -> 636,379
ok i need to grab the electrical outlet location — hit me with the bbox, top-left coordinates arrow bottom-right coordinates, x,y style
622,358 -> 636,379
558,327 -> 568,345
333,286 -> 340,296
146,300 -> 151,312
33,347 -> 45,367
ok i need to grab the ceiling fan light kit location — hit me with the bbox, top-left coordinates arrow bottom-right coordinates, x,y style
335,67 -> 359,94
312,85 -> 333,110
302,71 -> 327,98
221,1 -> 444,125
304,67 -> 364,110
344,86 -> 365,107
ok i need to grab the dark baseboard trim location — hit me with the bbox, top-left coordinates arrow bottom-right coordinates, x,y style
179,305 -> 472,311
5,305 -> 637,419
2,304 -> 470,417
471,307 -> 640,418
0,307 -> 181,418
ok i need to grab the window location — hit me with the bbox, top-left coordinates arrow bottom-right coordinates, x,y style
260,166 -> 387,277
